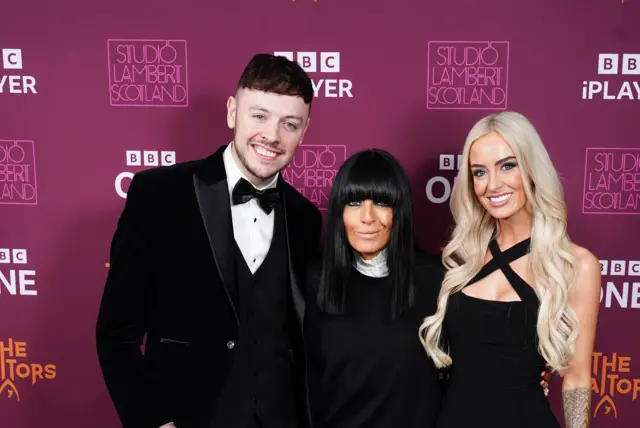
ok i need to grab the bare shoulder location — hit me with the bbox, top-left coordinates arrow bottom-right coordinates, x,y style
569,243 -> 601,291
570,244 -> 599,273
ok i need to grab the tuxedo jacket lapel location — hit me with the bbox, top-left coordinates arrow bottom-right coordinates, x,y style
193,146 -> 239,323
280,179 -> 307,327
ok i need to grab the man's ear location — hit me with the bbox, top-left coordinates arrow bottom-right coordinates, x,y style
226,95 -> 237,129
299,117 -> 311,144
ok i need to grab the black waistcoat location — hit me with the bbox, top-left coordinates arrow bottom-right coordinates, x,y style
212,202 -> 297,428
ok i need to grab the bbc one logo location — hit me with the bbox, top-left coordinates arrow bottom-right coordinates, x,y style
107,39 -> 188,107
425,154 -> 462,204
582,53 -> 640,100
591,352 -> 640,419
599,260 -> 640,309
282,145 -> 347,210
582,148 -> 640,215
1,49 -> 37,95
0,339 -> 56,402
0,140 -> 37,205
0,249 -> 37,297
274,51 -> 353,98
427,41 -> 509,110
115,150 -> 176,198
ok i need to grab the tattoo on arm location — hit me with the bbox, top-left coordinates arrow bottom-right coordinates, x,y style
563,387 -> 591,428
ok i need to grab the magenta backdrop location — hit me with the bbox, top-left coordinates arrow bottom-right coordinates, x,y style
1,0 -> 639,427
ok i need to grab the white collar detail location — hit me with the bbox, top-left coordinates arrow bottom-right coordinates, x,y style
353,248 -> 389,278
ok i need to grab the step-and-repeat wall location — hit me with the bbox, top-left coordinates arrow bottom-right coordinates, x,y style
1,0 -> 639,426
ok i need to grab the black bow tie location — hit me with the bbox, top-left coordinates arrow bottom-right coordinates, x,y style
231,177 -> 280,214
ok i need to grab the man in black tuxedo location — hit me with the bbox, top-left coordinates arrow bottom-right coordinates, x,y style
96,54 -> 322,428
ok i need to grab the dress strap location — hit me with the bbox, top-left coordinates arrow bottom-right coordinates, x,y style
488,238 -> 530,260
467,237 -> 538,305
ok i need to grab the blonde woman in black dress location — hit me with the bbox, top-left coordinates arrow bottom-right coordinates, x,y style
420,112 -> 601,428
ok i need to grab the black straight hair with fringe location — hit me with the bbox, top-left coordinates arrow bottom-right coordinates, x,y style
318,149 -> 416,319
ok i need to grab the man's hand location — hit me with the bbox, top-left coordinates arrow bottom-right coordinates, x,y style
159,423 -> 176,428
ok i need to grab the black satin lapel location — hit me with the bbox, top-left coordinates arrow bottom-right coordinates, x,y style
193,173 -> 239,322
282,192 -> 305,325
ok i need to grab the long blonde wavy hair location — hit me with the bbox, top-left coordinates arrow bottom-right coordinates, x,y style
419,111 -> 580,373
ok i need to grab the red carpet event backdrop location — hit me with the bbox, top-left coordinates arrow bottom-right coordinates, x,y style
1,0 -> 639,426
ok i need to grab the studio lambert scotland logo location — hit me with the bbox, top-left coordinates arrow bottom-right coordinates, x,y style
427,41 -> 509,110
0,140 -> 37,205
107,39 -> 189,107
282,145 -> 347,210
582,148 -> 640,215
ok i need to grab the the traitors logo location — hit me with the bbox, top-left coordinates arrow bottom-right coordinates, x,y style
592,352 -> 640,419
0,339 -> 56,402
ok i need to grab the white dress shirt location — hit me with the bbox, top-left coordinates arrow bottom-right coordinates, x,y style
223,143 -> 278,273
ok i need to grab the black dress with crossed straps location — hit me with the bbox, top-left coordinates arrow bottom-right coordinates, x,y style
436,237 -> 561,428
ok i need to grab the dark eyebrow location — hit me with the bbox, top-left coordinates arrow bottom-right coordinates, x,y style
470,156 -> 517,169
248,106 -> 303,122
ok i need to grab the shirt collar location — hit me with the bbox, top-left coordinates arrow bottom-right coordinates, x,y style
353,247 -> 389,278
223,142 -> 279,198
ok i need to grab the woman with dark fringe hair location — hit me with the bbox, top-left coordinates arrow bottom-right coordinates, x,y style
304,149 -> 445,428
